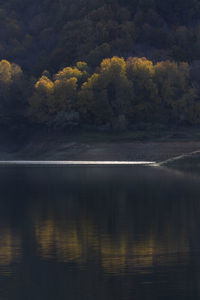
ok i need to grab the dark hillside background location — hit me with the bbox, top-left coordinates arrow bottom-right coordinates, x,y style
1,0 -> 200,75
1,0 -> 200,137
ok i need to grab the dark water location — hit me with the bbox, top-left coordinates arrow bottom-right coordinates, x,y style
0,165 -> 200,300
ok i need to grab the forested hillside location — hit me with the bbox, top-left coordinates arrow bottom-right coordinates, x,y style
1,0 -> 200,133
1,0 -> 200,74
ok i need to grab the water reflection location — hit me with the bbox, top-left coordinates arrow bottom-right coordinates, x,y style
0,226 -> 21,276
35,219 -> 86,262
34,216 -> 190,275
0,166 -> 199,299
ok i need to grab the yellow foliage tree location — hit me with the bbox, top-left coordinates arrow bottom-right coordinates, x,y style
0,60 -> 12,83
29,68 -> 79,124
126,57 -> 158,122
0,59 -> 23,117
0,59 -> 22,84
79,57 -> 132,128
28,76 -> 54,123
54,62 -> 89,86
54,67 -> 82,81
53,77 -> 78,112
154,60 -> 191,122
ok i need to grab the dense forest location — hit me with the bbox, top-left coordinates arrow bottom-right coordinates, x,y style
1,0 -> 200,132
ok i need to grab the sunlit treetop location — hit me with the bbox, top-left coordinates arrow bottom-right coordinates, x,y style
126,57 -> 154,76
0,60 -> 22,83
76,61 -> 89,72
54,67 -> 83,81
35,76 -> 54,93
100,57 -> 126,74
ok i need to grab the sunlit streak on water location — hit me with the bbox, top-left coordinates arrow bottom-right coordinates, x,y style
0,161 -> 157,166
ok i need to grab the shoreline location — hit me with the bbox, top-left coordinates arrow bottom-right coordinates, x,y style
0,160 -> 157,166
1,140 -> 200,164
1,127 -> 200,164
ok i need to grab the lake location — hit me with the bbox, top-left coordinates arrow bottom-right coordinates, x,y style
0,164 -> 200,299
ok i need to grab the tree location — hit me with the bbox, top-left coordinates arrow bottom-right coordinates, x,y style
126,57 -> 158,122
79,56 -> 132,129
0,60 -> 24,121
28,75 -> 54,123
54,62 -> 89,86
154,60 -> 192,123
28,64 -> 81,124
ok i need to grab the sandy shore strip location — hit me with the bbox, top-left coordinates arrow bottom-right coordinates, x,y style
19,141 -> 200,162
1,141 -> 200,163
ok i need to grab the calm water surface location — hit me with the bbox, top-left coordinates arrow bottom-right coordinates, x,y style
0,165 -> 200,299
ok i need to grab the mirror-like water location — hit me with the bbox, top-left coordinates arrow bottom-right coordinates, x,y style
0,165 -> 200,300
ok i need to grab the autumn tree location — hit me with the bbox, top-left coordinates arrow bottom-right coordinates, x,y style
25,55 -> 200,128
0,60 -> 25,123
154,60 -> 195,123
28,62 -> 89,124
79,56 -> 132,129
126,57 -> 158,122
28,75 -> 54,123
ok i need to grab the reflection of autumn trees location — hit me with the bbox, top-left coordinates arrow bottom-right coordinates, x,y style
0,227 -> 21,275
34,216 -> 190,275
35,218 -> 99,264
